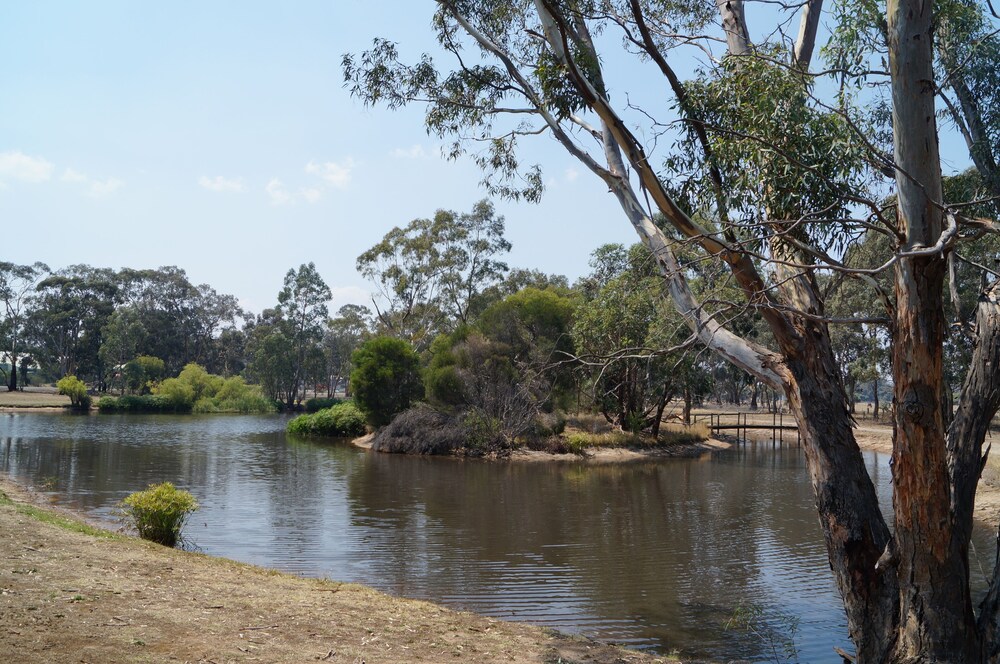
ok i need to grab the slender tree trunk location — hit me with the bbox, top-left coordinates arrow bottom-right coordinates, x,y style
873,377 -> 880,420
7,350 -> 17,391
683,385 -> 692,424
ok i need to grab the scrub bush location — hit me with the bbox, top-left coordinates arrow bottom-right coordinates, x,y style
287,402 -> 367,437
119,482 -> 199,547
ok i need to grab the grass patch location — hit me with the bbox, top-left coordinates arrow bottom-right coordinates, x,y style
563,422 -> 710,455
0,489 -> 119,539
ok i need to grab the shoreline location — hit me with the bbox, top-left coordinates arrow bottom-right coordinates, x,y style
350,431 -> 732,462
0,474 -> 667,664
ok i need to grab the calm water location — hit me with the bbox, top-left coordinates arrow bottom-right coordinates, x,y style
1,413 -> 992,662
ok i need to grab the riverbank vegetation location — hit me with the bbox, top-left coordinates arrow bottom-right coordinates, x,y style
287,401 -> 367,438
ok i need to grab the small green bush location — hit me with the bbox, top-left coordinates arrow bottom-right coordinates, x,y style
57,375 -> 91,409
119,482 -> 199,547
305,397 -> 342,413
287,402 -> 367,437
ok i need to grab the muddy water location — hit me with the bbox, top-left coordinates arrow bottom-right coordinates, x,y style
2,412 -> 991,662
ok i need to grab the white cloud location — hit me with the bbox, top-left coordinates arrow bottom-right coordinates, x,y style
300,187 -> 322,204
0,151 -> 54,183
305,158 -> 354,189
564,168 -> 579,183
266,178 -> 292,205
59,167 -> 123,198
61,168 -> 87,183
87,177 -> 123,198
390,144 -> 432,160
199,175 -> 246,193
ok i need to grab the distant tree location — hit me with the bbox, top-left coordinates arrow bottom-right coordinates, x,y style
99,307 -> 146,395
0,261 -> 48,390
350,336 -> 424,427
244,308 -> 297,405
470,268 -> 570,317
124,355 -> 166,395
357,199 -> 510,345
476,286 -> 578,408
26,265 -> 119,384
276,263 -> 331,408
324,304 -> 373,397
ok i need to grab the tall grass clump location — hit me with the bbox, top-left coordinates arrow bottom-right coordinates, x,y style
287,402 -> 367,437
119,482 -> 198,547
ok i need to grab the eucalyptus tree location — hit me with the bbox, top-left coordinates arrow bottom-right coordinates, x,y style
324,303 -> 373,397
345,0 -> 1000,659
26,265 -> 118,383
276,262 -> 332,407
0,261 -> 48,390
357,199 -> 510,345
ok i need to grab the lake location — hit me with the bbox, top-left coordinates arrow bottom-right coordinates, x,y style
1,412 -> 990,662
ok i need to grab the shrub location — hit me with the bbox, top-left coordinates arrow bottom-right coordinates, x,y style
370,404 -> 466,455
305,397 -> 342,413
287,402 -> 367,437
119,482 -> 198,547
462,410 -> 510,456
351,337 -> 424,427
155,377 -> 196,410
533,411 -> 567,437
57,375 -> 91,409
97,394 -> 188,413
192,397 -> 218,414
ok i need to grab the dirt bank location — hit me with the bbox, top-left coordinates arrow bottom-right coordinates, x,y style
0,478 -> 667,664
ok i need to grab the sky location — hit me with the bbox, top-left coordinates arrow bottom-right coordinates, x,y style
0,2 -> 976,317
0,1 -> 635,315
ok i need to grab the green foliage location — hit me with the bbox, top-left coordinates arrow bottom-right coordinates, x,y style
356,200 -> 511,344
461,410 -> 510,455
97,394 -> 183,413
305,397 -> 343,413
350,336 -> 424,427
287,402 -> 367,438
156,377 -> 196,410
56,375 -> 91,409
124,355 -> 165,394
99,364 -> 274,414
119,482 -> 199,547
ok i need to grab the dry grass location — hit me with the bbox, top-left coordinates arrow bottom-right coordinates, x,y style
0,387 -> 70,408
562,422 -> 710,455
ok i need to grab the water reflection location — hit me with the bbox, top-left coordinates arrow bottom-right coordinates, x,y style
0,413 -> 986,662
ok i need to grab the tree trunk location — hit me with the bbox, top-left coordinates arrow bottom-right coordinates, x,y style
7,351 -> 16,391
886,0 -> 981,658
873,377 -> 880,420
683,385 -> 692,424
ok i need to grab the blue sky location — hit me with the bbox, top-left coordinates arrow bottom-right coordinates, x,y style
0,1 -> 632,314
0,2 -> 975,316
